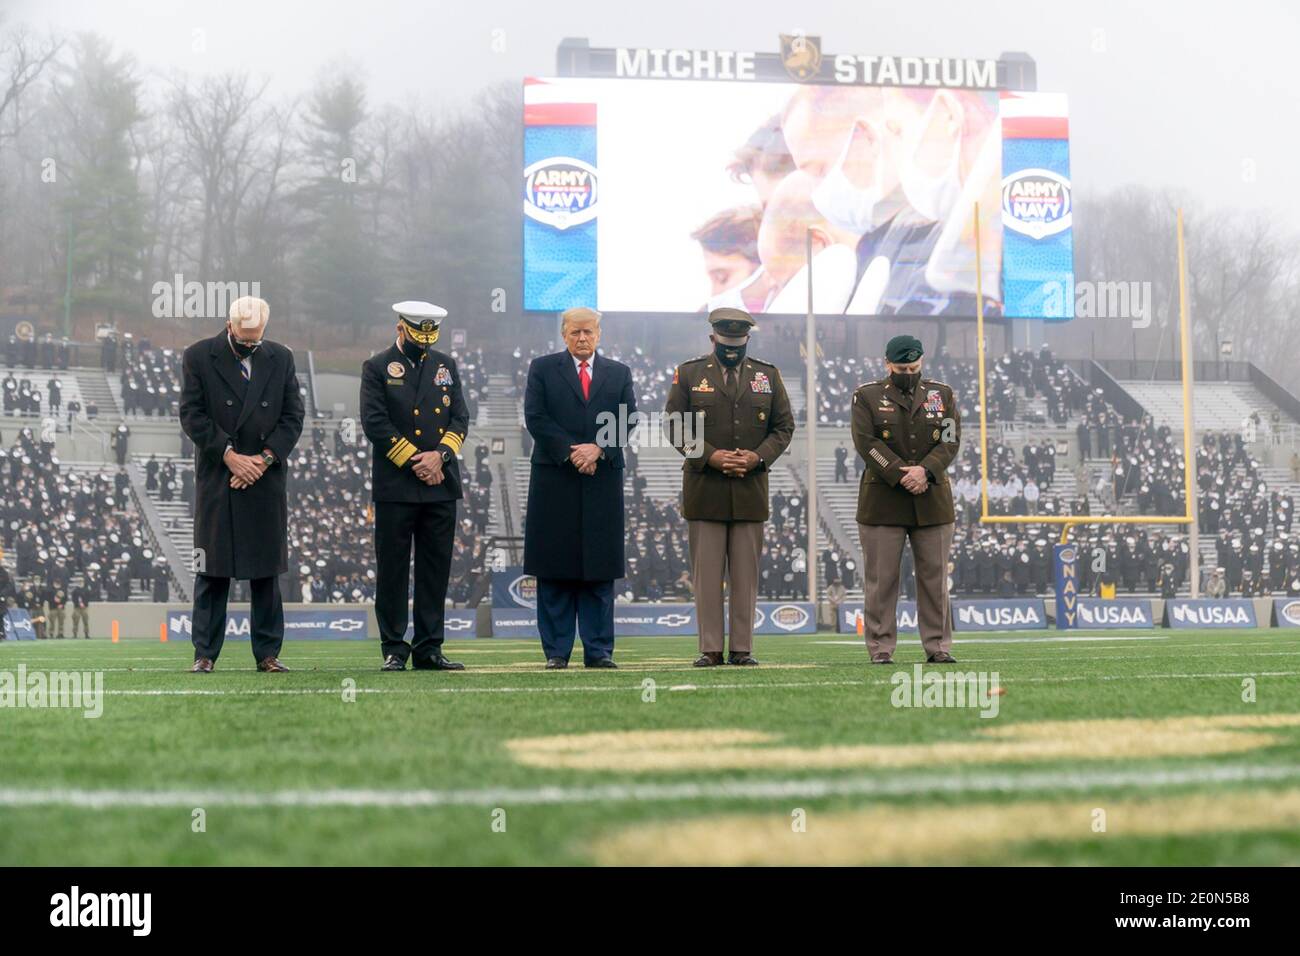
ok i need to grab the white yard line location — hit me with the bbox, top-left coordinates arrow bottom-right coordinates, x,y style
54,669 -> 1298,698
2,762 -> 1299,809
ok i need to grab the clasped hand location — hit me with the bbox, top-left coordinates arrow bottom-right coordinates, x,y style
226,448 -> 269,489
570,443 -> 601,476
900,465 -> 929,495
411,451 -> 445,485
709,448 -> 760,477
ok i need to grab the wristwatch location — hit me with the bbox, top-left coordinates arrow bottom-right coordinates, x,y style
440,449 -> 453,464
260,451 -> 276,467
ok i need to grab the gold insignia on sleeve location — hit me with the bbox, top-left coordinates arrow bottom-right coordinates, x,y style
386,437 -> 417,468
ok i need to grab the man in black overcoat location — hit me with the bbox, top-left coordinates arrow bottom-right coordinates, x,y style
523,307 -> 635,669
179,296 -> 304,673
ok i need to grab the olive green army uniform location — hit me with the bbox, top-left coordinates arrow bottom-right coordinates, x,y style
664,354 -> 795,655
852,377 -> 960,661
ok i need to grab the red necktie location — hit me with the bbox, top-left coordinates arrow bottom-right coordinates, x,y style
579,360 -> 590,400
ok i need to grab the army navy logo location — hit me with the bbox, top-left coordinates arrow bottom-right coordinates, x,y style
780,33 -> 822,81
387,362 -> 405,378
1279,600 -> 1300,626
769,604 -> 811,632
1002,168 -> 1072,240
507,573 -> 538,609
524,156 -> 598,231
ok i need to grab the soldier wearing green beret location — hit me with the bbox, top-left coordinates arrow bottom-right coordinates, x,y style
851,334 -> 960,664
664,308 -> 795,666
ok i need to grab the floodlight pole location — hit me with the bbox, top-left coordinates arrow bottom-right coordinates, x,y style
805,228 -> 818,615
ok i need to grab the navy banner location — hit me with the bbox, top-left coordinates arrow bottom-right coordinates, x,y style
166,608 -> 369,641
1164,598 -> 1258,629
1073,598 -> 1154,629
1053,543 -> 1080,629
838,601 -> 919,634
951,598 -> 1047,631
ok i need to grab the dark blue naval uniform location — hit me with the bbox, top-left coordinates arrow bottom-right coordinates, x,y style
360,342 -> 469,663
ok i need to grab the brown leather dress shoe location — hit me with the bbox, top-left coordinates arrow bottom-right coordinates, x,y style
257,656 -> 289,672
191,657 -> 214,673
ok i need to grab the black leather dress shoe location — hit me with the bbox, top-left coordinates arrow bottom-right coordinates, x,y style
545,657 -> 568,669
927,652 -> 958,664
381,655 -> 406,671
694,652 -> 724,667
728,654 -> 759,666
585,658 -> 617,669
413,653 -> 465,671
870,656 -> 895,665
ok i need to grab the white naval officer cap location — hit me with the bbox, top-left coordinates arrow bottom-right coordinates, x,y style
392,300 -> 447,345
391,300 -> 448,321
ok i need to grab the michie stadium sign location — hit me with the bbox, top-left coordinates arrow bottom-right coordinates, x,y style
557,36 -> 1031,90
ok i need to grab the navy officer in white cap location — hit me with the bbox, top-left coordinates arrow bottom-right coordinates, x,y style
360,301 -> 469,671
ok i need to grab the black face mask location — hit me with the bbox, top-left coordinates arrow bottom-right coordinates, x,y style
229,331 -> 262,359
890,370 -> 921,393
399,335 -> 425,364
715,342 -> 747,368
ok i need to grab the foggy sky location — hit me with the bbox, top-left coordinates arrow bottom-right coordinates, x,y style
8,0 -> 1299,230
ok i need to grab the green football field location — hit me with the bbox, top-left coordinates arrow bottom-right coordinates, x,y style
2,629 -> 1300,866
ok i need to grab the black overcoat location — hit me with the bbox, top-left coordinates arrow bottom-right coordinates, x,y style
179,332 -> 305,579
523,351 -> 634,582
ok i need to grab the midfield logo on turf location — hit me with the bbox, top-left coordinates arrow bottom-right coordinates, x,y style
0,666 -> 103,719
889,665 -> 1001,718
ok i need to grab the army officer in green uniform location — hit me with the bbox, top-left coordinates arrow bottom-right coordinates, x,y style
664,308 -> 795,666
852,334 -> 960,664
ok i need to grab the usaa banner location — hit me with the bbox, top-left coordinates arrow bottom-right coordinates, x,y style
1164,598 -> 1258,629
1074,598 -> 1154,629
951,598 -> 1047,631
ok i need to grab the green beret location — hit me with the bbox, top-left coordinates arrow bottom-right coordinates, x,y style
885,334 -> 924,363
708,307 -> 757,337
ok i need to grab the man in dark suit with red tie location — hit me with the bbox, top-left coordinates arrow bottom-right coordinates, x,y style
179,296 -> 305,673
523,307 -> 636,668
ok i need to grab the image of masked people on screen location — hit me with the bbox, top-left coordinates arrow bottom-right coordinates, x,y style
756,170 -> 862,313
780,85 -> 1001,316
691,205 -> 775,314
